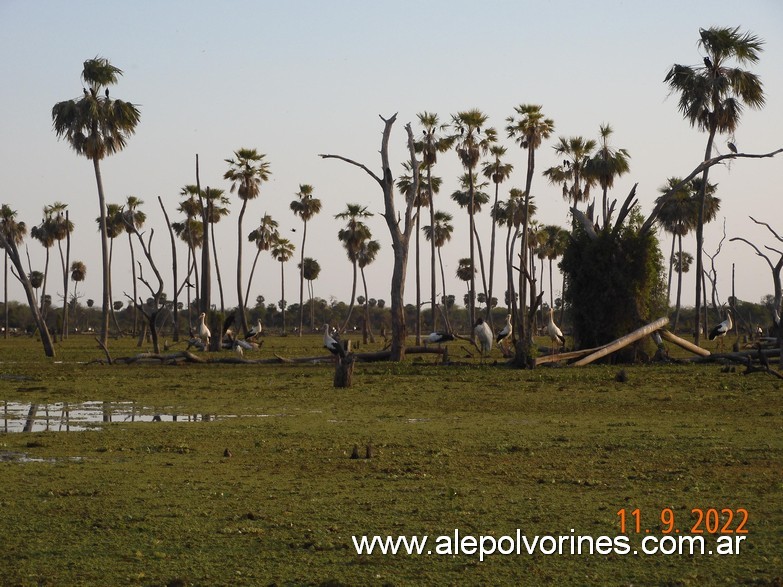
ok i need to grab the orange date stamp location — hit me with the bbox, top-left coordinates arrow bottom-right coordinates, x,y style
618,508 -> 749,535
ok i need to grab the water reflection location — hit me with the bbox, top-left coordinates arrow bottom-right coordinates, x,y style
1,400 -> 218,433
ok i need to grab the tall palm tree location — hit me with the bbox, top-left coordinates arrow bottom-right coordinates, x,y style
100,203 -> 126,335
543,136 -> 596,211
423,210 -> 454,329
30,210 -> 56,317
290,184 -> 322,336
52,56 -> 141,347
506,104 -> 555,355
665,26 -> 765,343
270,236 -> 295,334
0,209 -> 54,356
122,196 -> 145,334
357,238 -> 380,343
1,205 -> 26,339
224,148 -> 271,334
585,123 -> 631,226
451,109 -> 496,330
538,224 -> 569,312
299,257 -> 321,331
171,216 -> 203,320
456,258 -> 476,315
481,145 -> 514,324
47,202 -> 74,338
246,213 -> 280,311
450,174 -> 491,308
398,162 -> 442,343
70,260 -> 86,330
336,203 -> 372,333
202,188 -> 231,313
656,177 -> 720,330
415,112 -> 455,333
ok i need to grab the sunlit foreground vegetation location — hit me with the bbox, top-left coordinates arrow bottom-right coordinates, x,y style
1,335 -> 781,586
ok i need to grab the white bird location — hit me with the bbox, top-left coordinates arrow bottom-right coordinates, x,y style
547,308 -> 565,354
473,318 -> 493,359
496,313 -> 513,352
233,340 -> 244,358
197,312 -> 211,348
426,331 -> 455,345
708,309 -> 733,351
323,324 -> 345,358
246,319 -> 263,339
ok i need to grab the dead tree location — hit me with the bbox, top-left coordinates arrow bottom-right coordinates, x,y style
320,114 -> 420,361
158,196 -> 180,341
731,216 -> 783,368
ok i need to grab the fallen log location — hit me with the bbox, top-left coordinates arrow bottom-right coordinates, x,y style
534,344 -> 609,366
572,317 -> 670,366
658,330 -> 711,357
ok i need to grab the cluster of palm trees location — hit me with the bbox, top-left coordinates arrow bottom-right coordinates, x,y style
5,26 -> 770,359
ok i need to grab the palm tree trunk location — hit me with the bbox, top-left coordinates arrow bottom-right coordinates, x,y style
673,234 -> 684,331
361,266 -> 375,343
487,182 -> 500,323
438,246 -> 449,329
245,248 -> 262,312
548,257 -> 554,312
108,239 -> 122,335
237,199 -> 249,334
340,260 -> 358,333
427,167 -> 437,333
666,232 -> 676,305
41,248 -> 50,318
127,232 -> 137,335
92,157 -> 111,347
280,260 -> 286,335
298,220 -> 307,336
158,196 -> 180,341
308,279 -> 315,331
473,218 -> 489,327
210,219 -> 225,313
506,222 -> 518,337
468,170 -> 476,332
415,203 -> 421,344
3,252 -> 8,339
694,126 -> 717,345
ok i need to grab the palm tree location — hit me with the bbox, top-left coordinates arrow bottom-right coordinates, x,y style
1,205 -> 26,339
270,236 -> 295,334
290,184 -> 322,337
543,136 -> 596,211
47,202 -> 74,338
656,177 -> 720,330
585,123 -> 631,226
538,225 -> 569,312
506,104 -> 555,355
224,148 -> 271,334
30,211 -> 56,317
423,210 -> 454,329
100,203 -> 126,335
671,250 -> 694,330
415,112 -> 455,333
177,186 -> 203,311
121,196 -> 145,334
52,57 -> 141,347
336,203 -> 372,333
451,109 -> 496,330
481,145 -> 514,324
202,188 -> 231,313
456,257 -> 476,316
357,238 -> 380,343
398,162 -> 443,343
299,257 -> 321,331
246,214 -> 280,311
0,210 -> 54,356
70,260 -> 86,330
450,174 -> 491,308
665,26 -> 765,343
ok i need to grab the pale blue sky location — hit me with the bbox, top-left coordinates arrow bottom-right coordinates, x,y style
1,0 -> 782,315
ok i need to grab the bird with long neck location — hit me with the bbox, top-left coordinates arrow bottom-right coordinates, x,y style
547,308 -> 565,354
323,324 -> 345,358
473,317 -> 493,361
496,313 -> 512,354
197,312 -> 211,349
708,309 -> 733,352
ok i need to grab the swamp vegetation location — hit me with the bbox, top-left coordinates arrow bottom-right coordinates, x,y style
0,335 -> 781,586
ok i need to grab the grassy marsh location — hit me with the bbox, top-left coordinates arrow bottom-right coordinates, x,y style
1,335 -> 781,586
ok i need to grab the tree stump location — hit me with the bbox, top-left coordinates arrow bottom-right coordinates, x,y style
333,355 -> 355,388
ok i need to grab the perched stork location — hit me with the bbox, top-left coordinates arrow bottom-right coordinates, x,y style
496,313 -> 513,353
703,56 -> 713,68
708,309 -> 733,351
547,308 -> 565,354
473,318 -> 493,359
426,332 -> 455,345
246,319 -> 264,339
323,324 -> 345,358
727,141 -> 738,154
197,312 -> 211,348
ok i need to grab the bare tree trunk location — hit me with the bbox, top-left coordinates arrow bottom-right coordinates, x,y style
415,202 -> 421,345
158,197 -> 180,341
297,219 -> 307,336
236,198 -> 249,334
92,157 -> 111,347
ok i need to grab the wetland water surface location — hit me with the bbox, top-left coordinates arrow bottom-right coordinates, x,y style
1,400 -> 227,433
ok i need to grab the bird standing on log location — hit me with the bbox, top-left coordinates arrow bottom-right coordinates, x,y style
474,318 -> 493,360
197,312 -> 211,349
496,314 -> 513,354
547,308 -> 565,354
323,323 -> 345,358
708,309 -> 733,351
247,319 -> 263,339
